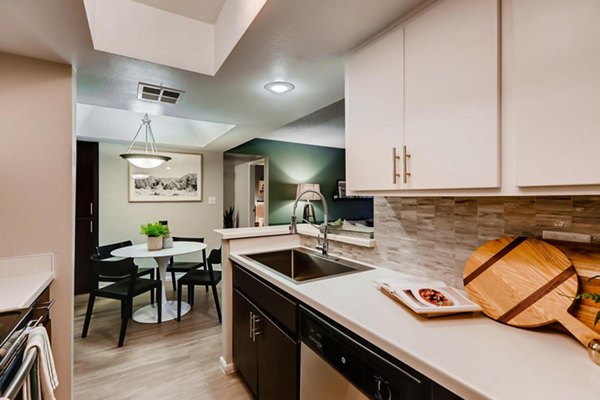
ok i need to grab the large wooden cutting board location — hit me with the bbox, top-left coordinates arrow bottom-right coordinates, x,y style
464,236 -> 600,347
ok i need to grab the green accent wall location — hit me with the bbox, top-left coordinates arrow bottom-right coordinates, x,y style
227,138 -> 373,225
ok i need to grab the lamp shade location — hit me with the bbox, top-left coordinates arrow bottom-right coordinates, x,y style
119,114 -> 171,169
120,153 -> 170,169
296,183 -> 321,201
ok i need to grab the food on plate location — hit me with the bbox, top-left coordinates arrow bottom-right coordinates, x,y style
418,288 -> 453,307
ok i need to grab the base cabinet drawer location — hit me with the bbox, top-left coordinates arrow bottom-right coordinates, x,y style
233,263 -> 297,333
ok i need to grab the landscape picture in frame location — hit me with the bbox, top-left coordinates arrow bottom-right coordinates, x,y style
128,152 -> 202,202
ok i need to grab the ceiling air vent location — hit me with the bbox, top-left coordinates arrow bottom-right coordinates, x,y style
137,82 -> 184,104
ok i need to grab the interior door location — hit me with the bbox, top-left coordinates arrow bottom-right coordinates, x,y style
232,290 -> 258,397
256,310 -> 299,400
74,140 -> 98,294
234,162 -> 251,227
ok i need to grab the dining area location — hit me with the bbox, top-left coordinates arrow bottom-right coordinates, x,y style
79,221 -> 223,347
72,222 -> 247,399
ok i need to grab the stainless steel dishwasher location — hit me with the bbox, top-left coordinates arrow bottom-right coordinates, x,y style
299,305 -> 429,400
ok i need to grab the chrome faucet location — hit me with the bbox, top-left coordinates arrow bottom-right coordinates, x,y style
290,189 -> 329,255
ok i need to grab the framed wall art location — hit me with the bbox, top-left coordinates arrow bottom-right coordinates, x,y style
128,152 -> 202,202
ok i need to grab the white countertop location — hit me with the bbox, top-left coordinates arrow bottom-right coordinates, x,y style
215,224 -> 375,247
0,254 -> 54,312
230,245 -> 600,400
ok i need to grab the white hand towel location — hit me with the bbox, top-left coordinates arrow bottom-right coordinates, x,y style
25,326 -> 58,400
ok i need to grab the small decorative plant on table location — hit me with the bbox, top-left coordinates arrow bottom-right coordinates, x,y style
140,222 -> 170,251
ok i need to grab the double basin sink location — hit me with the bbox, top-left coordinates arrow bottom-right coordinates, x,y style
243,248 -> 372,284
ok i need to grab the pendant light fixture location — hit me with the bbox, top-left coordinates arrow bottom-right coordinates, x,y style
120,113 -> 171,169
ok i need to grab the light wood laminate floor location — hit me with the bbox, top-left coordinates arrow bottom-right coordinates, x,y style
73,286 -> 253,400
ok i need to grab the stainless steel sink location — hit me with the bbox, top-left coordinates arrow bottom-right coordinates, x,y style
243,248 -> 372,283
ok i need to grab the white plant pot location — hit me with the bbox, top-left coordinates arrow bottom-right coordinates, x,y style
147,236 -> 163,251
163,236 -> 173,249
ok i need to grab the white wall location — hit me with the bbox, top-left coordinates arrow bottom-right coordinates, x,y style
0,52 -> 74,400
99,143 -> 224,261
234,161 -> 251,227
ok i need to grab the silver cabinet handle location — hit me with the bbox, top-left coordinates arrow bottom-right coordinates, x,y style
90,220 -> 93,233
90,202 -> 94,216
249,311 -> 253,340
35,299 -> 55,311
252,317 -> 263,341
403,145 -> 411,184
392,147 -> 401,184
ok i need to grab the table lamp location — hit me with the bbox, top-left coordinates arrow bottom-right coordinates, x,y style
296,183 -> 321,224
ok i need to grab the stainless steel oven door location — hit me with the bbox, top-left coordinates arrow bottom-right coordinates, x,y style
300,343 -> 368,400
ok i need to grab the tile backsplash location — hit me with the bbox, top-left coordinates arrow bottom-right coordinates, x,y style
302,196 -> 600,288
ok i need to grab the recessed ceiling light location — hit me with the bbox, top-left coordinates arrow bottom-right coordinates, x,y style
264,81 -> 295,94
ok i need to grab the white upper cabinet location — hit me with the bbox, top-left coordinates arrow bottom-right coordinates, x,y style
514,0 -> 600,187
345,26 -> 404,191
345,0 -> 499,193
403,0 -> 500,190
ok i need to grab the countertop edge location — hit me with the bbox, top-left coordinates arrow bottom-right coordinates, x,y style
215,225 -> 375,247
0,272 -> 55,313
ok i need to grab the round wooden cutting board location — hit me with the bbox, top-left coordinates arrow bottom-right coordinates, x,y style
464,236 -> 600,347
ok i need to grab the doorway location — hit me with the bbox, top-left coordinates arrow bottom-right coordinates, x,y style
224,154 -> 268,228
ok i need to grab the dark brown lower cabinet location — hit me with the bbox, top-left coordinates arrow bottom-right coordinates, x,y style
232,263 -> 461,400
233,289 -> 258,396
233,289 -> 298,400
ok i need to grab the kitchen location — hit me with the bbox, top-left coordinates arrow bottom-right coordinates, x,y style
2,0 -> 600,399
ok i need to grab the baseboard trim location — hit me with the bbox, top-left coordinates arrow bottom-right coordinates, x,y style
219,356 -> 235,374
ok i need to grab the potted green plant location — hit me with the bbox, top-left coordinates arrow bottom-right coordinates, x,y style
140,222 -> 170,251
576,276 -> 600,326
223,206 -> 236,228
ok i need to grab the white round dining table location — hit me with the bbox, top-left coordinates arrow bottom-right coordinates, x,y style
111,241 -> 207,323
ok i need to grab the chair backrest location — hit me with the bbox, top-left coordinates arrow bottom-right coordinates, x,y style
96,240 -> 133,260
170,237 -> 205,265
173,237 -> 204,243
207,248 -> 222,266
90,254 -> 138,294
205,248 -> 222,283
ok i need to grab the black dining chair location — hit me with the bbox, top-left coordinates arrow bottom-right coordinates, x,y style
82,255 -> 162,347
166,237 -> 207,292
177,247 -> 222,323
96,240 -> 157,303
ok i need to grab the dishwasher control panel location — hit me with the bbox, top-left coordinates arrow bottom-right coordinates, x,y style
299,305 -> 429,400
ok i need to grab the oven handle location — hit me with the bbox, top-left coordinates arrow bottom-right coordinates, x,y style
0,314 -> 44,376
2,347 -> 38,399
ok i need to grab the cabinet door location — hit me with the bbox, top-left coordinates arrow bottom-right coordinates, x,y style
75,141 -> 98,294
256,311 -> 299,400
404,0 -> 499,189
233,290 -> 258,396
514,0 -> 600,186
345,25 -> 404,191
74,217 -> 97,295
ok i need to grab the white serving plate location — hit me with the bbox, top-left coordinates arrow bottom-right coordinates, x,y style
374,279 -> 481,317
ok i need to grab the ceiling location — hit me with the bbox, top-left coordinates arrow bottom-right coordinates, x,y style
0,0 -> 428,151
131,0 -> 226,23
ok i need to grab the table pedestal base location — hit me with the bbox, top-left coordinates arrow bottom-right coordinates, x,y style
133,301 -> 191,323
